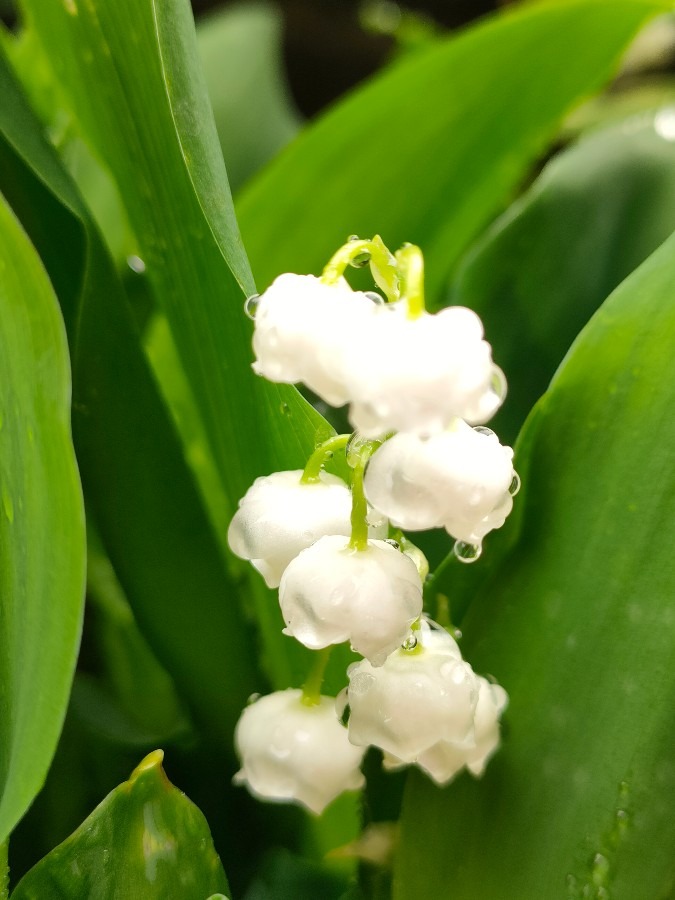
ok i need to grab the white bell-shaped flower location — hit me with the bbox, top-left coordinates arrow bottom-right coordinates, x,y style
234,689 -> 365,814
279,535 -> 423,666
252,273 -> 376,406
345,305 -> 502,438
444,488 -> 514,546
227,470 -> 357,588
364,420 -> 515,542
383,675 -> 508,785
346,623 -> 479,760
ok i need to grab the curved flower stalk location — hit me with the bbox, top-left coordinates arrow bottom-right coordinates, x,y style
230,235 -> 515,811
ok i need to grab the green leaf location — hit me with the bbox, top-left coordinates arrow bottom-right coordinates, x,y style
196,1 -> 301,193
452,108 -> 675,445
0,51 -> 258,747
0,192 -> 85,843
11,751 -> 231,899
17,0 -> 336,689
395,224 -> 675,897
237,0 -> 668,306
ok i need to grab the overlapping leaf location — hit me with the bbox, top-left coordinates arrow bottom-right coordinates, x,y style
396,223 -> 675,899
0,192 -> 85,844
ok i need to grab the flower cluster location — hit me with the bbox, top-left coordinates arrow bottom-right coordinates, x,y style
229,236 -> 515,814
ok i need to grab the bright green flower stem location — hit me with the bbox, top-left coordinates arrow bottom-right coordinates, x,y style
396,242 -> 426,319
348,456 -> 369,551
301,647 -> 332,706
300,434 -> 351,484
321,234 -> 400,302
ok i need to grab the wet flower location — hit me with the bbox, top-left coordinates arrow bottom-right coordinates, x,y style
227,469 -> 354,588
279,535 -> 423,666
364,420 -> 515,543
234,689 -> 365,814
345,305 -> 503,438
251,273 -> 375,406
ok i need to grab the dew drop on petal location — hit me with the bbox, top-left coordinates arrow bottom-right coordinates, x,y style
244,293 -> 261,319
401,633 -> 418,651
126,254 -> 146,274
509,472 -> 521,496
473,425 -> 495,438
384,538 -> 401,550
364,290 -> 385,305
453,540 -> 482,564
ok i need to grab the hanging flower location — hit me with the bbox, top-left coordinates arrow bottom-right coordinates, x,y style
364,419 -> 515,542
234,689 -> 365,814
279,535 -> 423,666
228,469 -> 366,588
345,305 -> 504,438
251,273 -> 375,406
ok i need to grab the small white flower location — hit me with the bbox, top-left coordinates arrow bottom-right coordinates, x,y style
234,689 -> 365,814
279,535 -> 423,666
227,470 -> 355,588
364,420 -> 515,543
252,273 -> 375,406
346,623 -> 479,761
383,675 -> 508,784
345,305 -> 502,438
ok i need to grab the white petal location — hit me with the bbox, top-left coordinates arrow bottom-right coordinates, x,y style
234,689 -> 365,815
279,535 -> 423,666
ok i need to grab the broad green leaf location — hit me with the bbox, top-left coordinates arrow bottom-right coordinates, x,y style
396,223 -> 675,897
196,1 -> 301,193
18,0 -> 337,690
452,107 -> 675,445
0,51 -> 259,746
0,192 -> 85,843
237,0 -> 668,306
11,751 -> 231,899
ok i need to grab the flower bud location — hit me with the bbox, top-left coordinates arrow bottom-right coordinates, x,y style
279,535 -> 423,666
234,690 -> 365,814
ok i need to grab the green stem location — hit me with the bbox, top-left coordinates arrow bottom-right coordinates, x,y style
320,235 -> 400,302
301,434 -> 351,484
1,839 -> 8,900
348,457 -> 369,551
423,548 -> 455,608
395,243 -> 425,319
301,647 -> 332,706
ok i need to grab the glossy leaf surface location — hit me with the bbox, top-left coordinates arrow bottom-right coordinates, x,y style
237,0 -> 668,305
396,224 -> 675,898
452,107 -> 675,445
0,193 -> 85,843
0,52 -> 258,746
12,751 -> 231,899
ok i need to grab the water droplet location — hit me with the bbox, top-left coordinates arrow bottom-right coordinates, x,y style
401,633 -> 418,651
490,365 -> 508,402
453,540 -> 482,564
244,293 -> 260,319
452,627 -> 462,640
473,425 -> 495,438
246,692 -> 261,705
349,250 -> 371,268
2,487 -> 14,524
509,471 -> 521,496
654,107 -> 675,141
126,254 -> 146,274
346,431 -> 370,468
384,538 -> 401,550
280,402 -> 291,416
364,290 -> 385,305
348,234 -> 361,242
